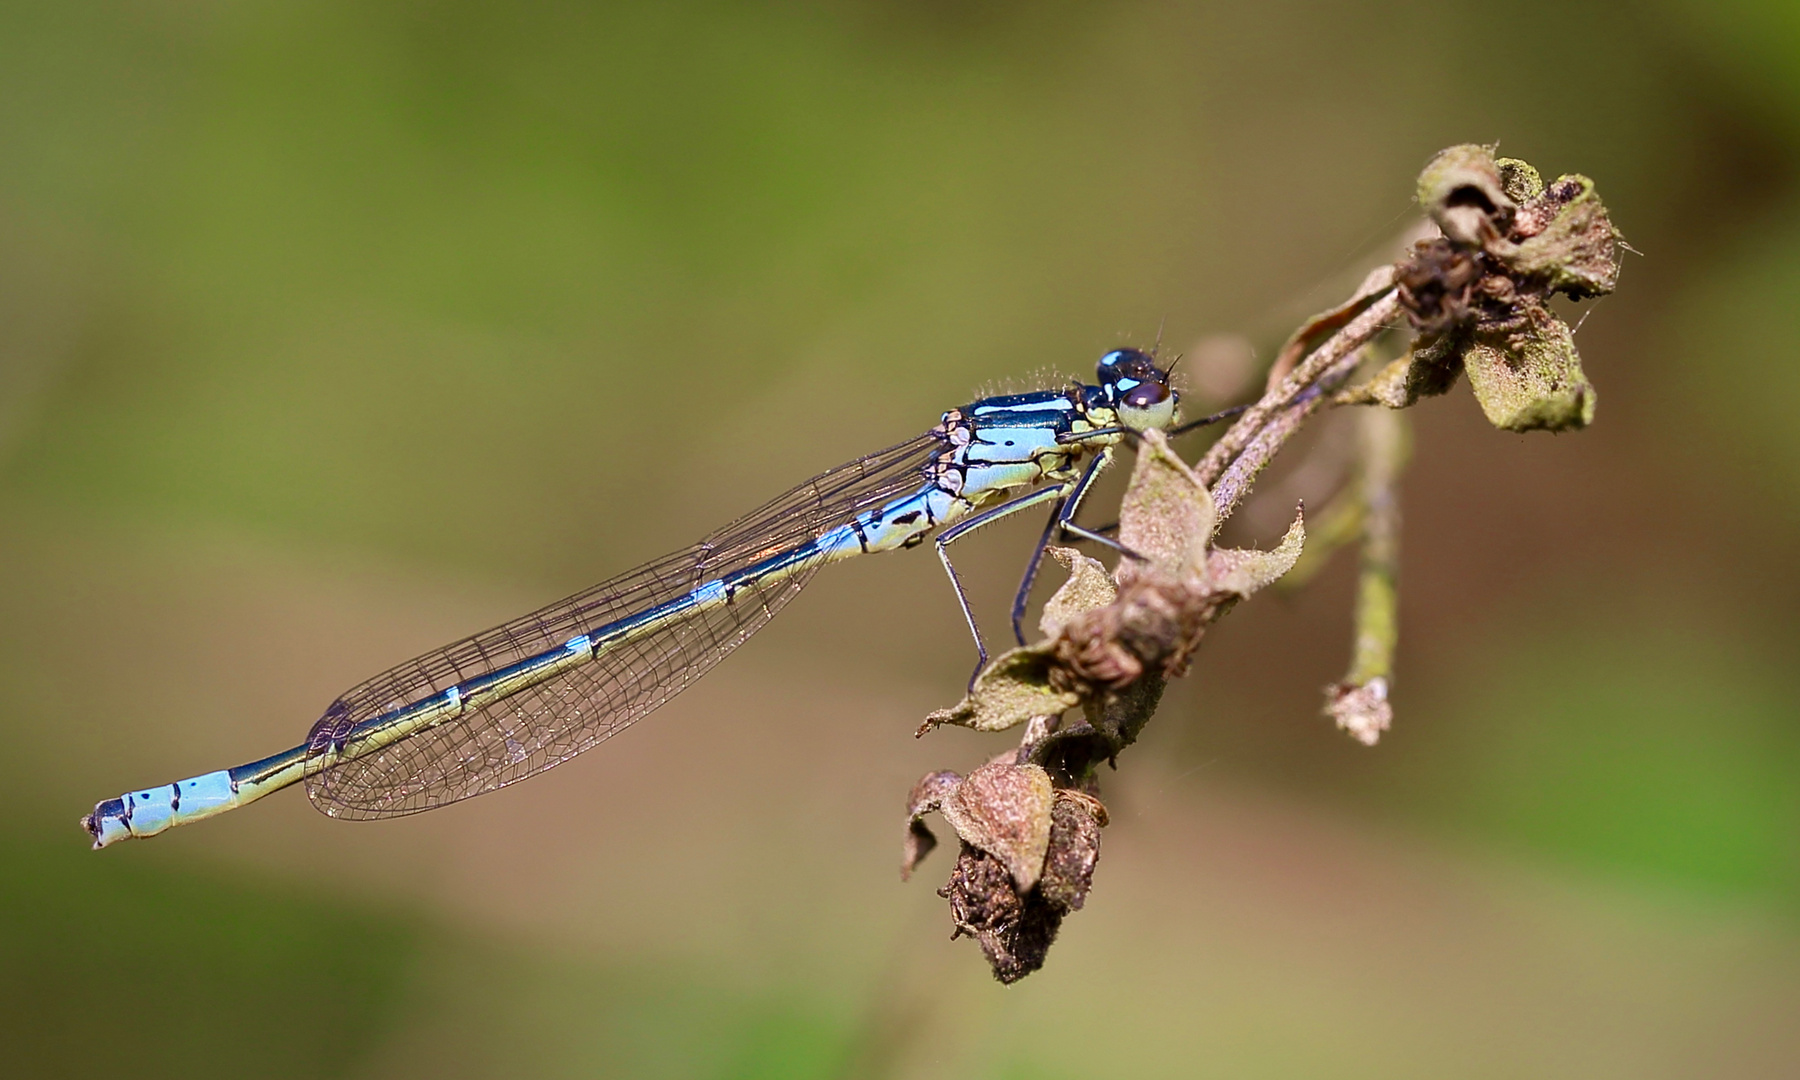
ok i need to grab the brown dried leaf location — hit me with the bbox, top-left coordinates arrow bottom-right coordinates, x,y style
1464,307 -> 1597,432
938,762 -> 1056,891
1116,430 -> 1214,573
1337,342 -> 1465,409
1037,790 -> 1106,913
1265,264 -> 1400,390
901,769 -> 963,880
1037,546 -> 1117,639
1508,173 -> 1622,297
919,644 -> 1081,734
1205,506 -> 1307,598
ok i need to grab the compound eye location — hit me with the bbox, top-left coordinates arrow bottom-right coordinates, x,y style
1122,381 -> 1169,408
1097,348 -> 1158,385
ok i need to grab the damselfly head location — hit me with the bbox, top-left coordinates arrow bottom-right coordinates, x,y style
1096,348 -> 1178,431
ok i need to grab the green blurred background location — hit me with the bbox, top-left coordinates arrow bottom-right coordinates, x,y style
3,2 -> 1797,1076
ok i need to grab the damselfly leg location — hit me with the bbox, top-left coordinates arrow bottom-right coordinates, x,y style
934,484 -> 1066,686
1009,448 -> 1116,646
1009,401 -> 1247,641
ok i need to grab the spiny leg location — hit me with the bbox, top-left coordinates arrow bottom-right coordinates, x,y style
1043,445 -> 1148,560
1167,402 -> 1250,437
1050,404 -> 1249,543
1009,448 -> 1113,646
935,484 -> 1066,686
1009,497 -> 1066,647
1058,519 -> 1143,559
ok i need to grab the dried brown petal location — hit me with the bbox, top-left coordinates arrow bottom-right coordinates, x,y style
1037,790 -> 1105,913
901,769 -> 963,880
902,821 -> 937,881
1416,143 -> 1516,249
1337,340 -> 1465,409
1463,305 -> 1597,432
938,787 -> 1106,984
938,762 -> 1056,892
1507,173 -> 1623,298
1037,546 -> 1117,638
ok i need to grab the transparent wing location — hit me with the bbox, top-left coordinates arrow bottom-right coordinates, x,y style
305,431 -> 943,819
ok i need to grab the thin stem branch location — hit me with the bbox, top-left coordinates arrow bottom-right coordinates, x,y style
1346,406 -> 1405,688
1202,290 -> 1401,524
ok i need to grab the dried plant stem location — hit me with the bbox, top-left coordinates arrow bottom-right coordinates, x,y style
1202,289 -> 1402,523
1346,406 -> 1405,689
1317,403 -> 1406,745
909,144 -> 1622,982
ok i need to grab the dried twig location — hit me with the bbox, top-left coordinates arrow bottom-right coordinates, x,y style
1204,288 -> 1391,475
1325,406 -> 1407,745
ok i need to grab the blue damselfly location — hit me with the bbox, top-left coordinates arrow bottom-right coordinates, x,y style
83,349 -> 1233,848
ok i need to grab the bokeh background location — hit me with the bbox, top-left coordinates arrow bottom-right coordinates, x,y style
3,2 -> 1797,1077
